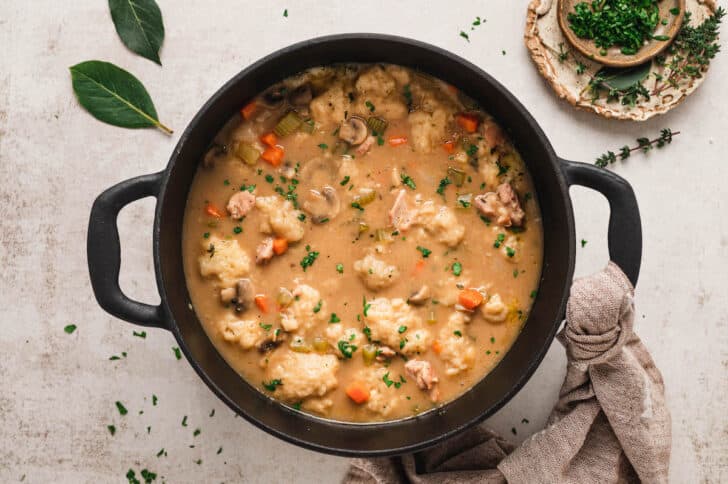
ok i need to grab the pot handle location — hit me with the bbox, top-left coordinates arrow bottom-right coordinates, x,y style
87,172 -> 167,329
560,159 -> 642,286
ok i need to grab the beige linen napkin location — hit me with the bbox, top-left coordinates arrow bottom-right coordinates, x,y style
344,262 -> 671,484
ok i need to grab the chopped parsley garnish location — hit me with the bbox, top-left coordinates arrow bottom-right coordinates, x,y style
400,173 -> 416,190
265,174 -> 274,183
398,325 -> 407,334
530,290 -> 538,299
318,143 -> 328,150
460,31 -> 470,41
283,8 -> 288,17
513,269 -> 519,278
107,424 -> 116,436
363,296 -> 371,317
365,100 -> 376,112
363,326 -> 372,342
383,372 -> 395,387
262,379 -> 283,392
416,246 -> 432,258
329,313 -> 341,323
336,263 -> 344,274
452,262 -> 463,276
172,347 -> 181,360
297,213 -> 306,221
240,184 -> 255,193
156,448 -> 165,457
581,239 -> 588,248
394,375 -> 406,389
458,198 -> 471,208
300,247 -> 320,271
351,202 -> 364,211
437,177 -> 452,195
454,330 -> 463,337
480,215 -> 491,226
181,415 -> 188,426
152,395 -> 158,406
115,401 -> 128,416
399,338 -> 408,349
193,428 -> 201,437
217,447 -> 223,454
206,243 -> 215,258
490,336 -> 496,343
259,322 -> 272,331
494,233 -> 505,248
505,246 -> 516,258
223,179 -> 230,186
233,226 -> 242,234
340,175 -> 350,186
403,84 -> 413,108
312,300 -> 322,313
377,134 -> 385,146
203,232 -> 210,239
64,324 -> 77,334
337,340 -> 357,358
466,144 -> 478,157
318,217 -> 329,224
133,330 -> 146,338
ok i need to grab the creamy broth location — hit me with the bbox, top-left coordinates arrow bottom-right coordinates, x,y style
182,64 -> 542,422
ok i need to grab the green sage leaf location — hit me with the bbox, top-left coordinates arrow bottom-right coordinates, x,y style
69,60 -> 172,134
108,0 -> 165,65
593,61 -> 652,91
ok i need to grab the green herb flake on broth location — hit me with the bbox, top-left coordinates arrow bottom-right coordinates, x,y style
365,100 -> 376,112
181,63 -> 544,423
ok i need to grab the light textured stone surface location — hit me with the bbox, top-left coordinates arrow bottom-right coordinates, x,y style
0,1 -> 726,482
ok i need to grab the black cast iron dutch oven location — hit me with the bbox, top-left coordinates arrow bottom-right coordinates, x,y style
87,34 -> 641,457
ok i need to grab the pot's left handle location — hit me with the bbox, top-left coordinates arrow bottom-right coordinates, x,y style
87,171 -> 167,329
561,159 -> 642,286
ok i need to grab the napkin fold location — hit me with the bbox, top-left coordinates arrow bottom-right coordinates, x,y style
345,262 -> 671,484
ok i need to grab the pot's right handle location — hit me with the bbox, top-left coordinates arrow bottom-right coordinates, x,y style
560,159 -> 642,286
87,171 -> 167,329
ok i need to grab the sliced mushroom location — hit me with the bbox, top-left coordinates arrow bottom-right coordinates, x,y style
407,285 -> 431,306
338,116 -> 368,146
220,287 -> 237,304
203,143 -> 227,168
260,85 -> 287,109
233,278 -> 255,313
288,83 -> 312,107
258,331 -> 287,353
302,185 -> 340,224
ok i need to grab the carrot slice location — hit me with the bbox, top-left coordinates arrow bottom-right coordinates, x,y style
388,136 -> 408,147
261,146 -> 284,166
443,140 -> 455,154
254,295 -> 269,314
345,383 -> 371,404
458,289 -> 484,310
456,113 -> 479,133
272,238 -> 288,255
432,340 -> 442,355
240,101 -> 257,120
260,132 -> 278,147
204,203 -> 223,218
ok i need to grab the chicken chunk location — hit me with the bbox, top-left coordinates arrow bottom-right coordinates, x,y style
474,183 -> 525,228
416,200 -> 465,248
279,284 -> 327,333
198,236 -> 251,285
389,189 -> 416,231
226,191 -> 256,219
256,237 -> 274,265
265,351 -> 339,402
437,312 -> 476,376
404,359 -> 439,402
255,195 -> 305,242
364,297 -> 430,354
353,254 -> 400,290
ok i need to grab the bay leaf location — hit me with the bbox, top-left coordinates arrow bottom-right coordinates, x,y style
69,60 -> 172,134
108,0 -> 165,65
594,61 -> 652,91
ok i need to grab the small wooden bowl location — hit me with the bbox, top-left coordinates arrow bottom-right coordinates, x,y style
557,0 -> 686,68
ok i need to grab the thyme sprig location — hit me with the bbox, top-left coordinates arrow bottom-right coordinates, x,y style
595,128 -> 679,167
652,7 -> 725,95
